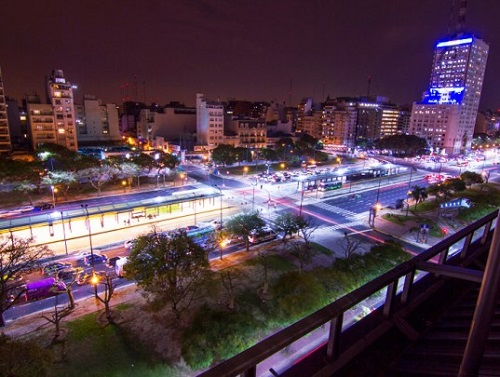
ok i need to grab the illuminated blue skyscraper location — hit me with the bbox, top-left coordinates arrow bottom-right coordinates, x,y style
410,35 -> 489,154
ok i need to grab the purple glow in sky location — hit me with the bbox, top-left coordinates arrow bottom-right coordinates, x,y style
1,0 -> 499,109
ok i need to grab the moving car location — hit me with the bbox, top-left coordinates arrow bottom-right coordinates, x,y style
42,261 -> 72,276
34,203 -> 54,211
106,256 -> 125,269
83,254 -> 108,266
25,277 -> 67,301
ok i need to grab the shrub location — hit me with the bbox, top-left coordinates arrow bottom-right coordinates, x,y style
270,271 -> 327,323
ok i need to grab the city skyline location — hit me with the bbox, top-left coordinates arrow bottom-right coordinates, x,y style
1,0 -> 499,109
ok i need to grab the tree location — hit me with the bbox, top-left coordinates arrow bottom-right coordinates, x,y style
41,170 -> 77,200
337,232 -> 368,258
132,153 -> 155,174
155,152 -> 178,173
118,161 -> 142,187
218,268 -> 247,310
13,181 -> 38,205
259,148 -> 278,162
225,212 -> 265,252
0,236 -> 52,327
460,171 -> 484,187
211,144 -> 237,166
124,230 -> 210,320
77,165 -> 118,195
274,213 -> 308,243
375,135 -> 428,156
204,228 -> 232,260
286,218 -> 317,272
93,272 -> 116,322
42,297 -> 73,340
410,185 -> 428,209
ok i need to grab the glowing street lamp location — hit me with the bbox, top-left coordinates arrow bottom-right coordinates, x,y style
213,185 -> 223,228
51,185 -> 58,208
121,180 -> 127,193
81,204 -> 97,297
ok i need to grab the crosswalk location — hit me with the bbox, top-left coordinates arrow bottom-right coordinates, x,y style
322,218 -> 367,231
312,202 -> 358,218
310,202 -> 369,231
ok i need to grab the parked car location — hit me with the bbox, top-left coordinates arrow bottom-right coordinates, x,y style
42,261 -> 72,276
249,227 -> 278,244
83,254 -> 108,266
34,203 -> 54,211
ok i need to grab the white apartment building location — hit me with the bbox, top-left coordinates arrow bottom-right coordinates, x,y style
196,93 -> 224,149
321,103 -> 357,149
137,105 -> 196,149
26,101 -> 57,149
45,69 -> 78,151
0,67 -> 12,155
226,118 -> 267,149
75,95 -> 120,144
410,35 -> 489,154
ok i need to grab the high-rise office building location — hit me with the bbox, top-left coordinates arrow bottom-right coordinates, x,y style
0,67 -> 12,155
410,35 -> 489,154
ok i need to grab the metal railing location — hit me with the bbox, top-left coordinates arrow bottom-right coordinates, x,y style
199,209 -> 499,377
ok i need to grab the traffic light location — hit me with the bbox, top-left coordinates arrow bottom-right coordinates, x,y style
442,228 -> 448,235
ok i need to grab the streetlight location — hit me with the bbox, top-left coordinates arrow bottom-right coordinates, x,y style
213,185 -> 223,229
121,180 -> 127,193
406,190 -> 412,217
405,167 -> 414,217
81,204 -> 97,297
299,190 -> 305,216
251,181 -> 258,212
51,185 -> 57,208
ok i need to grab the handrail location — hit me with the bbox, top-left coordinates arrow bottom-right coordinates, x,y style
199,209 -> 498,377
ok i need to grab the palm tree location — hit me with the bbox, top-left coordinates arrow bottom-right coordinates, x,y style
410,185 -> 428,209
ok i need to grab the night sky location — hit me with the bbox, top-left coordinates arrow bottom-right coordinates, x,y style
1,0 -> 499,110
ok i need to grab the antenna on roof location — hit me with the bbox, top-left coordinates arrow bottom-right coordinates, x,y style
455,0 -> 467,36
447,0 -> 456,36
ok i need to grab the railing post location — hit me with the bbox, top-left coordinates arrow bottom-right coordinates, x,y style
383,281 -> 398,319
459,233 -> 473,261
241,365 -> 256,377
459,216 -> 500,376
480,220 -> 493,245
326,314 -> 344,360
438,247 -> 449,265
401,270 -> 415,305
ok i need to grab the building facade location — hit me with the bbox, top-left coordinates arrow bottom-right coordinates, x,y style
410,35 -> 489,154
75,95 -> 121,145
0,68 -> 12,155
45,69 -> 78,151
196,93 -> 224,148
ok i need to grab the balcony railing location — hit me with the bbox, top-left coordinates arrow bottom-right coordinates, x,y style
199,209 -> 499,377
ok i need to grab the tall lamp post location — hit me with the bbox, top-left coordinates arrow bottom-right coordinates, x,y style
405,167 -> 414,217
213,185 -> 223,229
51,185 -> 57,208
252,181 -> 258,212
299,190 -> 305,216
81,204 -> 97,297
